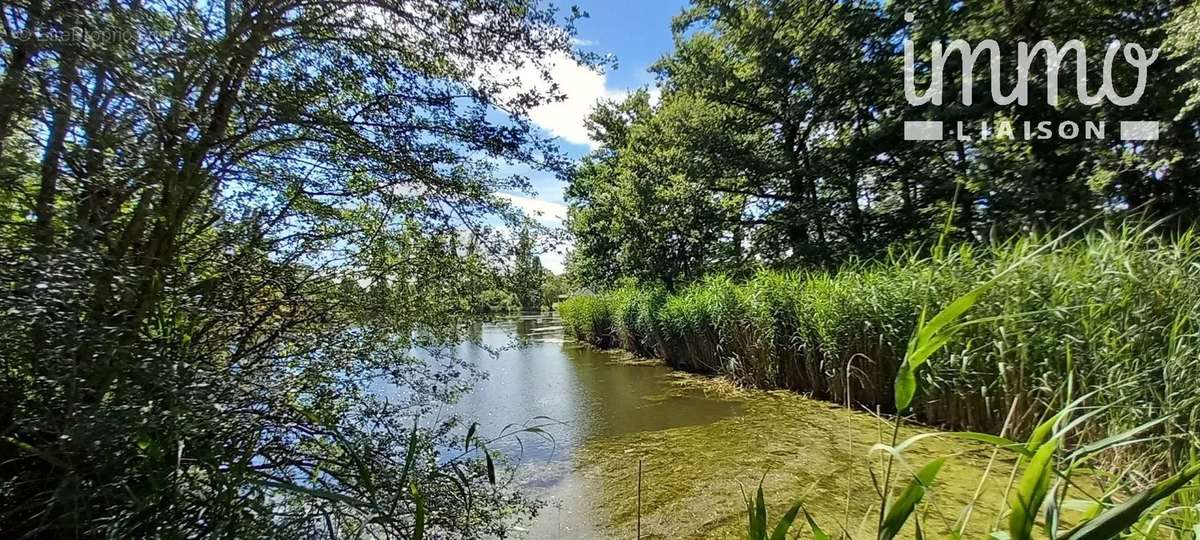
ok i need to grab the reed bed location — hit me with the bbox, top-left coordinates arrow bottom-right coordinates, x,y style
559,225 -> 1200,478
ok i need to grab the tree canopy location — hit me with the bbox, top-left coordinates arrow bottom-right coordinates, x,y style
0,0 -> 585,536
567,0 -> 1200,289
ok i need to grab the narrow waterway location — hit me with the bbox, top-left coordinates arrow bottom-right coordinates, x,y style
433,315 -> 1013,539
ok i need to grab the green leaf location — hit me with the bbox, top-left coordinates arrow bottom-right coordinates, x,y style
400,420 -> 418,488
894,362 -> 918,413
802,505 -> 831,540
879,458 -> 945,540
895,332 -> 950,411
410,481 -> 425,540
886,431 -> 1030,457
465,422 -> 477,452
1063,462 -> 1200,540
1024,411 -> 1066,455
754,484 -> 768,539
1044,482 -> 1061,539
1060,498 -> 1104,520
1009,441 -> 1058,540
918,287 -> 982,349
907,333 -> 953,371
1066,418 -> 1168,461
894,278 -> 995,412
746,491 -> 758,539
485,449 -> 496,485
769,500 -> 803,540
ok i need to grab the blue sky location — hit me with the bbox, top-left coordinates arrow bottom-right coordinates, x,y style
496,0 -> 690,273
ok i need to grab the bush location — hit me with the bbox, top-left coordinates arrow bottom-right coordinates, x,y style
475,288 -> 521,315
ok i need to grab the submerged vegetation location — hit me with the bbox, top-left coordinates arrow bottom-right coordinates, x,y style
576,383 -> 1015,539
560,224 -> 1200,482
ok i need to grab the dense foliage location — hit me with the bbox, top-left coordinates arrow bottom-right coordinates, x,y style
0,0 -> 585,537
508,224 -> 546,311
567,0 -> 1200,289
560,224 -> 1200,481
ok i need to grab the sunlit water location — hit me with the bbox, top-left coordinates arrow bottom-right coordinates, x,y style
425,314 -> 742,538
422,315 -> 1010,539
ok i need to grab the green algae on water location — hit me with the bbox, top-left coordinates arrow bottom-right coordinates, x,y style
576,387 -> 1018,539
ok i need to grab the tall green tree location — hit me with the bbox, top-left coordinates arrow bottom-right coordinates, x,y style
656,0 -> 901,262
0,0 -> 585,536
539,270 -> 571,309
567,0 -> 1200,288
567,90 -> 747,290
508,224 -> 546,311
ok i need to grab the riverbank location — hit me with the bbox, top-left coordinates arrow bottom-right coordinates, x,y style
559,226 -> 1200,480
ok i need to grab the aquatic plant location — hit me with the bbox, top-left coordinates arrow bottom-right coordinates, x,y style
752,405 -> 1200,539
559,222 -> 1200,482
559,294 -> 616,347
743,249 -> 1200,539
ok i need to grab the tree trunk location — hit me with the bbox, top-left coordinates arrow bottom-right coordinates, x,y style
0,42 -> 36,156
34,37 -> 79,250
0,0 -> 43,155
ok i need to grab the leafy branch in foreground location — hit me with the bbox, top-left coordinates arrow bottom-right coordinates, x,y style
0,0 -> 589,536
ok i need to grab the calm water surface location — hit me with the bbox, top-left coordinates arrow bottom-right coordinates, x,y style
428,315 -> 1006,539
429,314 -> 742,538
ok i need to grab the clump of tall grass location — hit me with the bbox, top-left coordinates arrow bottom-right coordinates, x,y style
609,284 -> 666,358
744,224 -> 1200,539
559,293 -> 616,347
558,223 -> 1200,480
747,395 -> 1200,539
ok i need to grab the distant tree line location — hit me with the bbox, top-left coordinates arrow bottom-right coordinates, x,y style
466,223 -> 572,315
567,0 -> 1200,289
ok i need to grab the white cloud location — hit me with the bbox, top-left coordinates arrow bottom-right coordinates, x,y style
491,194 -> 572,274
647,86 -> 662,106
348,10 -> 623,148
540,249 -> 566,275
494,192 -> 568,223
506,51 -> 624,149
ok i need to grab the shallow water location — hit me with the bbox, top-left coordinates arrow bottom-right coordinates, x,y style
435,315 -> 1013,539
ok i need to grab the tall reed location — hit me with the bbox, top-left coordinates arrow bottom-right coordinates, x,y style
559,224 -> 1200,479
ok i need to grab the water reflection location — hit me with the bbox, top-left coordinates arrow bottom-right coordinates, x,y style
429,314 -> 742,537
443,315 -> 741,461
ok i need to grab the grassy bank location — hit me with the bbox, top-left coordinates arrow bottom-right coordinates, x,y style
559,225 -> 1200,478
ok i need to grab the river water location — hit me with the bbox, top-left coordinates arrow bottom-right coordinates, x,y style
432,315 -> 1011,539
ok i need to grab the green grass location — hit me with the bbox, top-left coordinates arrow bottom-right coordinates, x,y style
559,223 -> 1200,481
